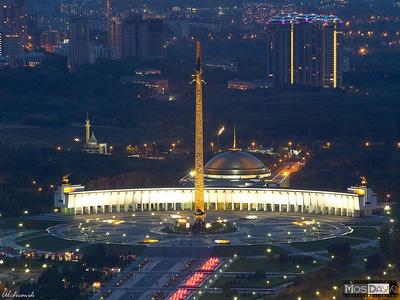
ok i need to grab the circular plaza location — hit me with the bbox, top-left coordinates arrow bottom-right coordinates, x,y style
48,211 -> 353,247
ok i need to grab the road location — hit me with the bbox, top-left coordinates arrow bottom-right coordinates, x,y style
92,257 -> 202,300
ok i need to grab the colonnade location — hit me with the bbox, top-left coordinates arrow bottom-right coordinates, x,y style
60,187 -> 361,217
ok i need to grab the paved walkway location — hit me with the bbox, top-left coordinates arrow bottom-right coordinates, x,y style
0,230 -> 43,252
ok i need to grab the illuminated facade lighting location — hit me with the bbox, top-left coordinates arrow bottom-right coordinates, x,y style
290,22 -> 294,85
266,13 -> 343,88
193,41 -> 206,222
333,23 -> 337,88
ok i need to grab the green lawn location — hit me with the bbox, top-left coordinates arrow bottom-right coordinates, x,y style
14,231 -> 46,242
226,257 -> 323,273
350,227 -> 379,240
350,256 -> 369,269
0,217 -> 65,230
343,221 -> 386,227
211,244 -> 287,257
291,237 -> 366,252
211,275 -> 290,288
199,293 -> 258,300
15,234 -> 83,251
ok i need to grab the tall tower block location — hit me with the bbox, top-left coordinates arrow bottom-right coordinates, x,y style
193,40 -> 205,222
106,0 -> 112,49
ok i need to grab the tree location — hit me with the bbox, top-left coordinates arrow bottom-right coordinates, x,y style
388,231 -> 400,266
327,242 -> 352,267
379,224 -> 391,255
327,242 -> 351,256
365,254 -> 385,271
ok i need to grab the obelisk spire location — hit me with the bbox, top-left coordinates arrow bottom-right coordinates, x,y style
193,40 -> 205,222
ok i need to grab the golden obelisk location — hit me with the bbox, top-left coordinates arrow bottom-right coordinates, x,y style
193,40 -> 206,223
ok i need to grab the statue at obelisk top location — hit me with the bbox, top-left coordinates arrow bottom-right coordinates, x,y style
192,40 -> 206,226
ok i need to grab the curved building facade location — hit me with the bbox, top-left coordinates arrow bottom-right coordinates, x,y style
55,185 -> 377,217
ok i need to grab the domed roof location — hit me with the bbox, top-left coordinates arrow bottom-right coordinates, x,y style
204,150 -> 269,177
88,132 -> 97,145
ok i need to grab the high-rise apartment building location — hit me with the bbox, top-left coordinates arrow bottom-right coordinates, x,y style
121,14 -> 139,59
315,16 -> 343,88
0,0 -> 26,64
1,32 -> 22,57
138,18 -> 164,60
121,15 -> 164,61
243,2 -> 296,25
67,17 -> 90,71
41,30 -> 59,53
266,13 -> 343,88
0,31 -> 22,66
0,0 -> 26,32
109,16 -> 122,59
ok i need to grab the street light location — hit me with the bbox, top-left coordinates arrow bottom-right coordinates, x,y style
386,194 -> 391,203
217,126 -> 225,136
358,47 -> 368,55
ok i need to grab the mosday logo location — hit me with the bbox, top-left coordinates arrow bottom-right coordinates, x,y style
368,283 -> 390,295
344,284 -> 367,294
344,280 -> 397,297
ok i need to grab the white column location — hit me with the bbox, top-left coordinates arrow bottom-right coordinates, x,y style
149,191 -> 152,211
271,192 -> 275,212
255,192 -> 259,211
287,191 -> 290,213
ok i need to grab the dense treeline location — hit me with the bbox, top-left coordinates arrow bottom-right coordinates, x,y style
1,53 -> 400,145
0,144 -> 191,216
291,143 -> 400,200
